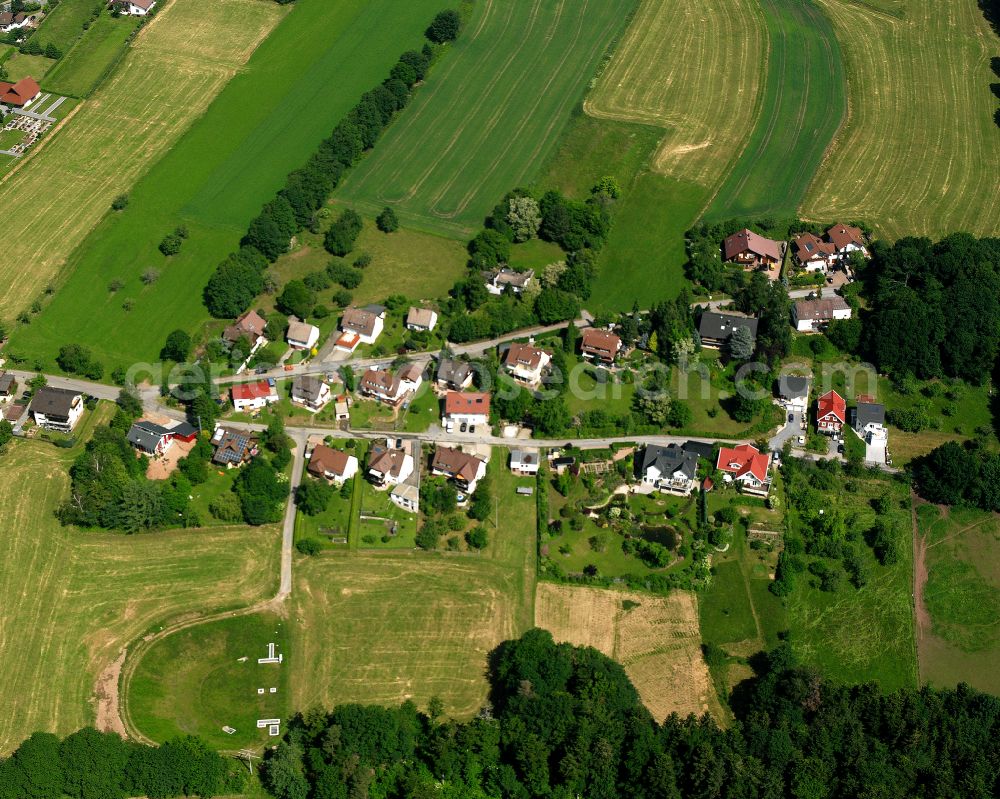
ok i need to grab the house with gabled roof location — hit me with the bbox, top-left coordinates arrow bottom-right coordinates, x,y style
336,305 -> 385,351
231,380 -> 278,412
698,311 -> 758,350
367,440 -> 414,487
307,444 -> 358,484
286,317 -> 320,351
436,357 -> 473,391
723,229 -> 783,269
0,77 -> 39,108
442,391 -> 490,430
792,296 -> 852,332
431,445 -> 487,493
638,444 -> 699,496
291,375 -> 331,412
792,232 -> 838,272
816,390 -> 846,435
826,223 -> 868,258
778,374 -> 810,413
406,307 -> 438,332
580,328 -> 622,365
29,387 -> 83,432
485,268 -> 533,295
502,342 -> 551,388
716,444 -> 771,496
358,363 -> 423,406
210,427 -> 259,467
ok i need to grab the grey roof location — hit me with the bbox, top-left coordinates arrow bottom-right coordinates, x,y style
852,402 -> 885,428
127,420 -> 169,452
293,375 -> 325,403
437,357 -> 471,386
698,311 -> 758,342
640,444 -> 698,481
682,441 -> 714,460
29,387 -> 81,419
0,373 -> 15,393
778,375 -> 810,400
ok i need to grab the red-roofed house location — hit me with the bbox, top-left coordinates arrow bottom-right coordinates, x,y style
231,380 -> 279,412
792,232 -> 838,272
716,444 -> 771,497
816,390 -> 846,435
502,342 -> 551,388
723,229 -> 783,269
826,223 -> 868,258
0,77 -> 40,109
580,328 -> 623,364
442,391 -> 490,430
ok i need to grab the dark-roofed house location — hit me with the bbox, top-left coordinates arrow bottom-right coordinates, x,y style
210,427 -> 258,467
0,372 -> 18,401
850,401 -> 885,438
29,387 -> 83,432
290,375 -> 331,412
0,11 -> 35,32
778,374 -> 810,412
436,357 -> 473,390
793,296 -> 852,332
580,328 -> 623,365
509,448 -> 540,475
307,444 -> 358,484
127,420 -> 173,456
682,440 -> 715,461
723,229 -> 783,268
431,445 -> 487,492
638,444 -> 699,495
698,311 -> 758,350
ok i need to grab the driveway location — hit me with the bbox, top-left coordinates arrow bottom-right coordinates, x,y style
769,405 -> 804,452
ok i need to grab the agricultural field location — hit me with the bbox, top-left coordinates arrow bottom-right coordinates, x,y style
803,0 -> 1000,239
916,503 -> 1000,696
535,583 -> 721,721
8,0 -> 449,371
0,0 -> 286,323
704,0 -> 845,220
43,12 -> 142,98
334,0 -> 640,237
0,433 -> 282,754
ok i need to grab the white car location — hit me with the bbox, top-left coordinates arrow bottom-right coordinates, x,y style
797,436 -> 806,445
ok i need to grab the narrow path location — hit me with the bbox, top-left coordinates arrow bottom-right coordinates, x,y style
911,490 -> 929,684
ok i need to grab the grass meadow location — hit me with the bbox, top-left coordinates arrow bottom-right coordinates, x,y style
333,0 -> 640,237
0,415 -> 281,754
916,504 -> 1000,696
3,51 -> 56,81
43,12 -> 142,98
704,0 -> 845,221
31,0 -> 98,52
8,0 -> 448,371
803,0 -> 1000,239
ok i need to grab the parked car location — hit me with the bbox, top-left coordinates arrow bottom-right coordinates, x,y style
460,422 -> 468,433
797,435 -> 806,445
788,413 -> 794,422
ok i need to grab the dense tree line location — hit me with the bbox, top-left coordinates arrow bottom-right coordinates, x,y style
203,14 -> 457,318
911,439 -> 1000,511
859,233 -> 1000,381
261,628 -> 1000,799
0,728 -> 244,799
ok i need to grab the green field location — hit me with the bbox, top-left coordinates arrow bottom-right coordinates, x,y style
0,413 -> 282,754
916,504 -> 1000,696
4,51 -> 56,81
43,12 -> 141,97
334,0 -> 640,237
10,0 -> 450,372
31,0 -> 98,52
704,0 -> 845,220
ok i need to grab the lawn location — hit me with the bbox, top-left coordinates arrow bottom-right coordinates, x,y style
802,0 -> 1000,239
4,51 -> 57,81
31,0 -> 98,52
704,0 -> 845,220
0,438 -> 282,755
9,0 -> 451,372
43,12 -> 142,98
916,504 -> 1000,696
333,0 -> 641,238
126,612 -> 291,751
357,479 -> 418,549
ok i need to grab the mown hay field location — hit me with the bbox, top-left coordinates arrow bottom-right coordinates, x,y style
9,0 -> 449,372
535,583 -> 720,722
0,0 -> 284,324
0,433 -> 281,755
584,0 -> 767,190
334,0 -> 639,237
802,0 -> 1000,239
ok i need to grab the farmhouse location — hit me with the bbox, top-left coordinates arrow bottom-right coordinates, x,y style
230,380 -> 278,412
367,440 -> 414,487
826,223 -> 868,258
436,357 -> 473,391
723,228 -> 783,269
502,342 -> 551,388
580,328 -> 622,364
792,232 -> 838,272
816,390 -> 846,435
405,307 -> 438,332
485,267 -> 534,295
792,296 -> 852,332
223,310 -> 268,354
0,76 -> 40,109
442,391 -> 490,431
290,375 -> 331,412
509,448 -> 540,475
29,387 -> 83,432
126,419 -> 197,456
286,317 -> 319,351
117,0 -> 156,15
778,374 -> 810,413
431,445 -> 487,492
698,311 -> 758,350
716,444 -> 771,497
358,363 -> 423,406
638,444 -> 699,496
0,372 -> 18,401
210,427 -> 258,467
307,444 -> 358,484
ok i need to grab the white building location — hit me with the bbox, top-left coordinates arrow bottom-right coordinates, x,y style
792,296 -> 852,333
290,376 -> 331,412
286,318 -> 320,351
122,0 -> 156,15
367,440 -> 414,487
442,391 -> 490,431
509,448 -> 540,475
405,307 -> 438,332
502,342 -> 551,388
231,380 -> 279,412
29,387 -> 84,432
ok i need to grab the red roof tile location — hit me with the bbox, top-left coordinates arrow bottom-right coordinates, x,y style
817,390 -> 846,423
716,444 -> 770,483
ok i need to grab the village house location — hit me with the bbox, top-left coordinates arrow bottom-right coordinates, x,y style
367,440 -> 414,487
792,232 -> 838,272
290,375 -> 331,412
210,427 -> 259,467
698,311 -> 758,350
307,444 -> 358,484
777,374 -> 810,414
580,328 -> 622,365
509,448 -> 540,476
716,444 -> 771,497
126,419 -> 197,456
358,362 -> 423,405
230,380 -> 279,412
638,444 -> 699,496
0,11 -> 36,33
723,228 -> 783,269
390,483 -> 420,513
405,307 -> 438,332
431,445 -> 487,493
851,400 -> 886,439
29,387 -> 84,432
0,76 -> 40,109
502,342 -> 551,388
223,309 -> 268,356
286,317 -> 320,351
118,0 -> 156,15
0,372 -> 18,402
436,357 -> 473,391
335,305 -> 385,352
485,267 -> 534,295
826,223 -> 868,259
792,296 -> 852,332
442,391 -> 490,432
816,390 -> 847,435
